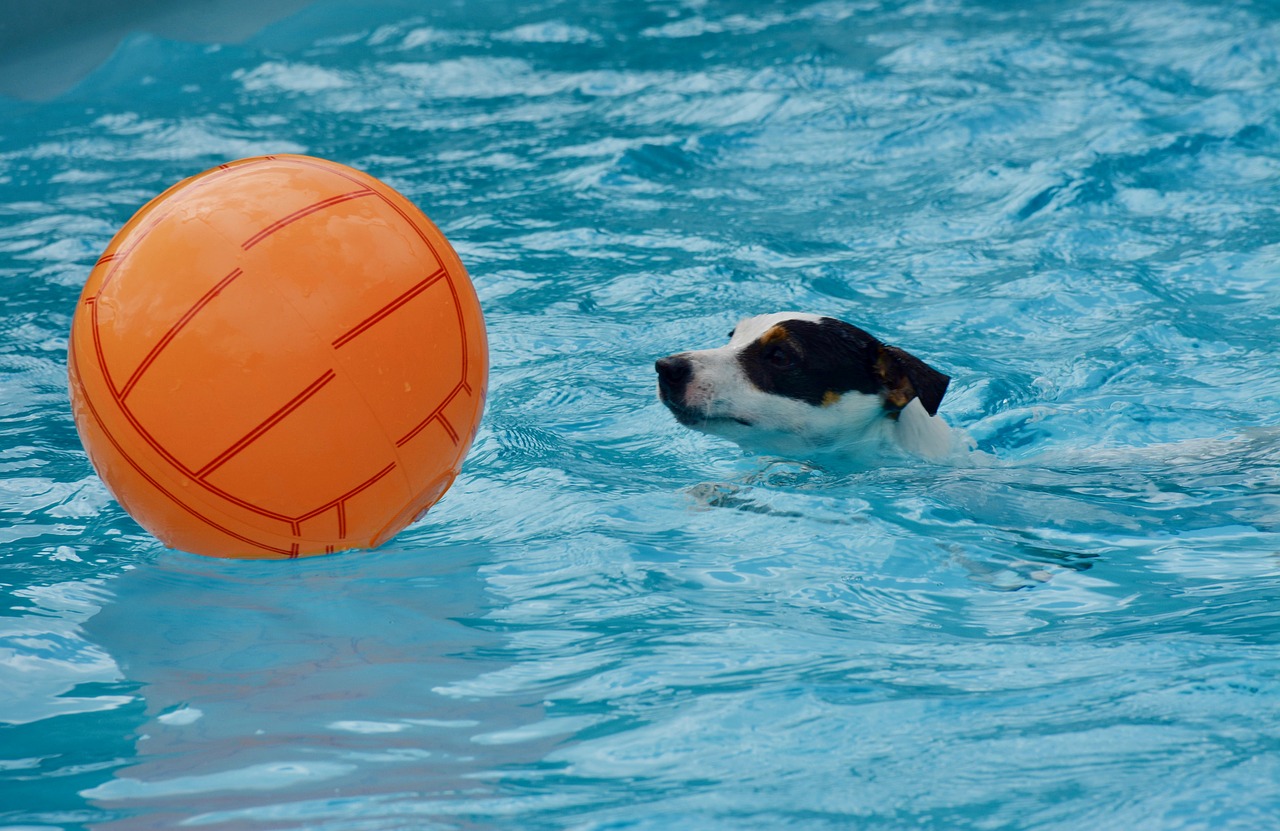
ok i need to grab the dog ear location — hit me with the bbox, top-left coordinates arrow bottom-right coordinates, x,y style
875,346 -> 950,416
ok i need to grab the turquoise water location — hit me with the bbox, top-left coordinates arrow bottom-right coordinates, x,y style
3,0 -> 1280,828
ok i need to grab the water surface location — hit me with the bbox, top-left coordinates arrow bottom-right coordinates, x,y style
1,1 -> 1279,828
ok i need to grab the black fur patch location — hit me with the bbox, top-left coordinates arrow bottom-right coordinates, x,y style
737,317 -> 950,415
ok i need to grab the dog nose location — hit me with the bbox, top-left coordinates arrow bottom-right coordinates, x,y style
655,354 -> 692,397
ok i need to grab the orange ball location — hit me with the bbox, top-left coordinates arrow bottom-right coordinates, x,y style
67,155 -> 488,559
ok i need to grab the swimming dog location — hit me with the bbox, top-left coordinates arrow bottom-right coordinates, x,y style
655,313 -> 953,462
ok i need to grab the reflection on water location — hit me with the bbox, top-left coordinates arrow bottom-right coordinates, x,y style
77,542 -> 571,826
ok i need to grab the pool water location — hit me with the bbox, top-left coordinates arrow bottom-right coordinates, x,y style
3,0 -> 1280,828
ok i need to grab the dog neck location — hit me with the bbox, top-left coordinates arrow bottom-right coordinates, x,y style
720,395 -> 952,466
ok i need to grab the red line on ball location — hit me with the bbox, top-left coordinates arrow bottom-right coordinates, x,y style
335,463 -> 396,512
196,369 -> 337,479
331,266 -> 447,349
437,413 -> 458,444
295,462 -> 397,527
241,189 -> 376,251
120,267 -> 244,401
440,267 -> 469,383
395,383 -> 466,448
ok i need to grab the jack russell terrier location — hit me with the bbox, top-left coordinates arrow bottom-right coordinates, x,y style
656,313 -> 955,463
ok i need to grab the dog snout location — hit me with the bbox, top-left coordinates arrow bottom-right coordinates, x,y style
655,354 -> 692,400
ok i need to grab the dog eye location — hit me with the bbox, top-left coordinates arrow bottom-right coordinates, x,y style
764,345 -> 796,369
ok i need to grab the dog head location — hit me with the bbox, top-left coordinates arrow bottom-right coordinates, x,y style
655,313 -> 950,457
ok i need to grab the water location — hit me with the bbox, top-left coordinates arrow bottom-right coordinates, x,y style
2,0 -> 1279,828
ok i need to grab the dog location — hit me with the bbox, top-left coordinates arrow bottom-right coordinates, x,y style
655,313 -> 954,463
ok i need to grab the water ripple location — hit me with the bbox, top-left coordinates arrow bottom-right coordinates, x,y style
1,0 -> 1279,828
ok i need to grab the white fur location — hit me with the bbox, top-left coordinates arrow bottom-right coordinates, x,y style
663,313 -> 954,463
726,311 -> 825,346
892,397 -> 954,460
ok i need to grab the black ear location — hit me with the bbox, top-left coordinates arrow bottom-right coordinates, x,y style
875,345 -> 950,416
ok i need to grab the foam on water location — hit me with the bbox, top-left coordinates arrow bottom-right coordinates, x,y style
1,0 -> 1279,828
